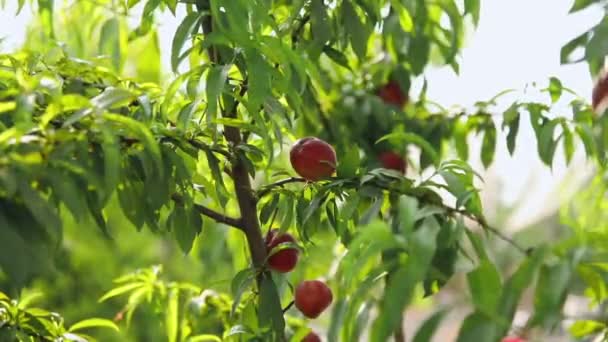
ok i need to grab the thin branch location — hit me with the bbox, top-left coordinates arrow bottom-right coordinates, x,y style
444,206 -> 529,255
291,14 -> 310,46
171,193 -> 243,230
282,300 -> 295,313
256,177 -> 307,199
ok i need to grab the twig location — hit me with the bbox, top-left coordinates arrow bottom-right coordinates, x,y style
291,14 -> 310,46
444,207 -> 529,255
171,193 -> 243,230
257,177 -> 307,199
282,300 -> 295,313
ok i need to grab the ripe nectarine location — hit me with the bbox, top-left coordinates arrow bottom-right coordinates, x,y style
265,229 -> 299,273
377,80 -> 408,108
302,331 -> 321,342
290,137 -> 337,181
295,280 -> 333,319
379,151 -> 406,173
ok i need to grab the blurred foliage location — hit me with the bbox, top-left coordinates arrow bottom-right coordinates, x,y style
0,0 -> 608,341
0,289 -> 118,341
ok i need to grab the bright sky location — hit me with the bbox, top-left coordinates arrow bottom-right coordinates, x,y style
0,0 -> 603,230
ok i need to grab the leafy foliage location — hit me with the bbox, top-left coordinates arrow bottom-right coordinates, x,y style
0,290 -> 118,341
0,0 -> 607,341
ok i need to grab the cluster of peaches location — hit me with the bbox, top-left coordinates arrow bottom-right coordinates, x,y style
262,81 -> 408,341
276,81 -> 531,341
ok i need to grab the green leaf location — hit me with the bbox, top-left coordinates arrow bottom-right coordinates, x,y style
397,195 -> 418,239
569,320 -> 606,338
577,124 -> 597,159
538,119 -> 558,167
530,254 -> 583,329
101,128 -> 120,202
163,0 -> 177,14
409,36 -> 430,75
586,18 -> 608,65
231,268 -> 256,317
337,147 -> 360,178
569,0 -> 598,12
68,318 -> 120,332
171,12 -> 202,72
481,122 -> 496,168
177,100 -> 201,130
19,181 -> 62,245
434,0 -> 464,64
464,0 -> 480,26
166,287 -> 179,342
467,261 -> 502,313
310,0 -> 332,59
245,49 -> 272,116
455,312 -> 497,342
47,170 -> 88,222
323,46 -> 351,70
453,119 -> 469,160
495,247 -> 547,338
548,77 -> 563,103
188,335 -> 222,342
260,194 -> 280,226
99,282 -> 144,302
560,31 -> 589,64
465,229 -> 488,261
343,2 -> 369,60
258,276 -> 285,336
92,87 -> 137,110
206,65 -> 229,121
38,0 -> 54,38
99,17 -> 123,71
503,105 -> 520,155
371,217 -> 440,341
412,310 -> 447,342
171,205 -> 202,255
0,212 -> 51,288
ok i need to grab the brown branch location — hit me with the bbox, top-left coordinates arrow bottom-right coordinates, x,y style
196,5 -> 286,339
171,193 -> 243,229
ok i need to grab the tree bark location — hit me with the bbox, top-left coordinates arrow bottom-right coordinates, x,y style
196,1 -> 286,339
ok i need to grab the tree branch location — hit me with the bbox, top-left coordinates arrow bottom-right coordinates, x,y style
257,177 -> 307,199
171,193 -> 243,230
443,206 -> 529,255
196,4 -> 286,338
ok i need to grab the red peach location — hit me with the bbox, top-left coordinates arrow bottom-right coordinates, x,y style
265,229 -> 299,273
377,80 -> 408,108
302,331 -> 321,342
290,137 -> 337,181
502,337 -> 525,342
295,280 -> 333,319
379,151 -> 406,173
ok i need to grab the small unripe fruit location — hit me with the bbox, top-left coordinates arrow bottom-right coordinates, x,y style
265,229 -> 299,273
302,331 -> 321,342
295,280 -> 333,319
290,137 -> 337,181
377,80 -> 408,108
593,70 -> 608,115
379,151 -> 406,173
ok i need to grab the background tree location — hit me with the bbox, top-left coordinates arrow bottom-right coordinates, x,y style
1,0 -> 608,341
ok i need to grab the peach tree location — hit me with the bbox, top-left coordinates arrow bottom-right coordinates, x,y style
1,0 -> 608,341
